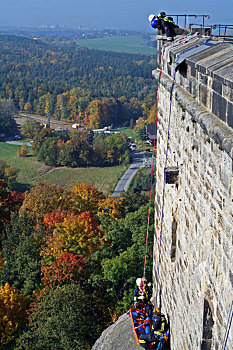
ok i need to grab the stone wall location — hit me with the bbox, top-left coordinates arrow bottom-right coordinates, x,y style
152,36 -> 233,350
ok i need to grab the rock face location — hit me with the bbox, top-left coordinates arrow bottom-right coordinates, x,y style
92,313 -> 141,350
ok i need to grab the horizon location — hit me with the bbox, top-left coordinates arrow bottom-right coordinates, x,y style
0,0 -> 233,33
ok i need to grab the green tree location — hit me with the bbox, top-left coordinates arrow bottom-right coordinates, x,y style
21,119 -> 42,138
16,284 -> 98,350
32,128 -> 56,156
0,213 -> 44,297
100,204 -> 154,312
38,138 -> 59,166
0,100 -> 17,136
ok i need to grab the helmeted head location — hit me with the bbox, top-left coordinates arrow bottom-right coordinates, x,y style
151,18 -> 159,28
136,278 -> 142,287
158,11 -> 166,18
148,14 -> 156,22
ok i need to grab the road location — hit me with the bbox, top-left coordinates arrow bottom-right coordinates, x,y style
113,151 -> 153,197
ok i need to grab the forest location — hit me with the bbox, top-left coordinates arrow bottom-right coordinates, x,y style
32,127 -> 132,167
0,179 -> 154,349
0,35 -> 157,128
0,34 -> 156,349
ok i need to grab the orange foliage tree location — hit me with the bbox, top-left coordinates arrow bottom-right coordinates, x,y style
0,283 -> 27,346
97,195 -> 124,220
41,211 -> 104,261
19,183 -> 65,219
64,182 -> 104,215
41,253 -> 86,289
43,210 -> 67,233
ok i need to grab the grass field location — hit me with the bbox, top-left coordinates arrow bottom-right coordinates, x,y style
0,142 -> 126,194
75,35 -> 156,55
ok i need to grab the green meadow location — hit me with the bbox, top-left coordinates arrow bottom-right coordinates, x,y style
0,142 -> 126,194
75,35 -> 156,55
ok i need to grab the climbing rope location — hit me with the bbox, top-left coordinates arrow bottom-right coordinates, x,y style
155,67 -> 176,304
143,34 -> 214,305
142,46 -> 165,278
223,301 -> 233,350
142,33 -> 196,278
154,36 -> 213,303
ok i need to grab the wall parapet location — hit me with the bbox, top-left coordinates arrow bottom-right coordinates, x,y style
152,69 -> 233,159
157,36 -> 233,129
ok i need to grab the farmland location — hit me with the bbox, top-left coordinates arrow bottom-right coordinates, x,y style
75,35 -> 156,54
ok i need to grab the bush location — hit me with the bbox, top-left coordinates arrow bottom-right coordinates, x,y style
17,145 -> 28,158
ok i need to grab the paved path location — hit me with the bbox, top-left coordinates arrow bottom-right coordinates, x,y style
6,140 -> 32,147
113,152 -> 153,197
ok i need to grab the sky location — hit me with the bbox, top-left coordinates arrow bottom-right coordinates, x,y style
0,0 -> 233,32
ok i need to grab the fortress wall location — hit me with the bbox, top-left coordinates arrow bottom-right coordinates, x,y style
152,37 -> 233,350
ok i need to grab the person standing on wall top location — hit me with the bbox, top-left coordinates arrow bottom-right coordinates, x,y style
148,12 -> 178,41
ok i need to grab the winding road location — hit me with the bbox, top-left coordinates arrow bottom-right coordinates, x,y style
113,151 -> 153,197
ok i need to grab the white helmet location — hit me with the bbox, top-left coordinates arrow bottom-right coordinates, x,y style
136,278 -> 142,286
148,14 -> 156,22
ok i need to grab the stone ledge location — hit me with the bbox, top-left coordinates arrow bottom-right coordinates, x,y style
152,69 -> 233,159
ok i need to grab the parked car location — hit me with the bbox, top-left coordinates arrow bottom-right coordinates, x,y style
130,144 -> 137,151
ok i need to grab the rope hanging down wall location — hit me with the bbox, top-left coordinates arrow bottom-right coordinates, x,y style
142,33 -> 216,306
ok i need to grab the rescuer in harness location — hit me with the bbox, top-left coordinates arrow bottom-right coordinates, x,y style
148,12 -> 178,41
133,277 -> 153,317
138,308 -> 168,349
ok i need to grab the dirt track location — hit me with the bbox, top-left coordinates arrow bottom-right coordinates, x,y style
14,114 -> 74,131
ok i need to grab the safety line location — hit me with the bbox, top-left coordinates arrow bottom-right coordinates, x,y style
155,68 -> 176,303
142,33 -> 195,279
142,46 -> 165,278
223,301 -> 233,350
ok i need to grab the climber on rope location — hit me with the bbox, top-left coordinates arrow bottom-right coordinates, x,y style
148,12 -> 178,42
133,277 -> 153,317
138,308 -> 169,350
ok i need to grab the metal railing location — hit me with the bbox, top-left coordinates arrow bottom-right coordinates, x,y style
167,14 -> 210,28
189,23 -> 233,38
211,24 -> 233,37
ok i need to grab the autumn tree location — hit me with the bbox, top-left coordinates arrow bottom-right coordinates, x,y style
0,283 -> 28,348
0,162 -> 19,190
17,144 -> 28,158
41,253 -> 86,289
19,183 -> 65,219
23,102 -> 32,113
146,102 -> 157,124
100,204 -> 154,312
37,138 -> 59,166
41,211 -> 103,260
84,99 -> 101,129
65,182 -> 104,215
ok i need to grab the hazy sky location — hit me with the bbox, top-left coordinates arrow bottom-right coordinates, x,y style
0,0 -> 233,31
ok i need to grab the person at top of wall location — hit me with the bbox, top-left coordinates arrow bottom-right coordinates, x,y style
148,12 -> 178,42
